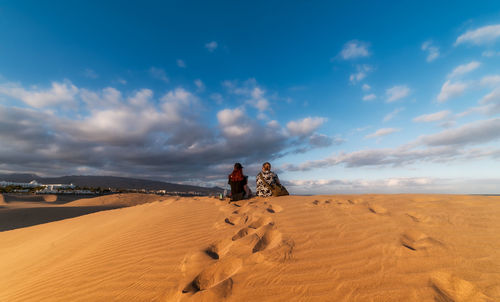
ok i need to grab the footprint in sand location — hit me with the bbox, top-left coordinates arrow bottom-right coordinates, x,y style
311,199 -> 339,207
430,271 -> 492,302
406,211 -> 431,223
266,204 -> 283,213
400,230 -> 441,251
248,216 -> 274,229
191,257 -> 243,291
206,239 -> 233,259
368,204 -> 389,215
224,214 -> 248,226
232,227 -> 255,241
252,226 -> 283,253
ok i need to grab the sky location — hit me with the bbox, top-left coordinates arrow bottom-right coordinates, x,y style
0,1 -> 499,194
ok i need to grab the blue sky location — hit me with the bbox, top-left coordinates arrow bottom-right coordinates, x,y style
1,1 -> 499,193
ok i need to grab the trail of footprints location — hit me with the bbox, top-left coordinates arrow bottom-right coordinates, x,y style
182,199 -> 292,298
309,197 -> 491,300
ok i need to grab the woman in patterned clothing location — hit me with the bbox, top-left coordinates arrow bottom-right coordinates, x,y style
256,162 -> 281,197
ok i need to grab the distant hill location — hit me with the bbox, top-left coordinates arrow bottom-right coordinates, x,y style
0,173 -> 223,194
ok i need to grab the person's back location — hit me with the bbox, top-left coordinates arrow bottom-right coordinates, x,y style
228,163 -> 250,201
256,162 -> 280,197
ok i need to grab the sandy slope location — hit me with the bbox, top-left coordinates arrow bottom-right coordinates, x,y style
0,194 -> 499,301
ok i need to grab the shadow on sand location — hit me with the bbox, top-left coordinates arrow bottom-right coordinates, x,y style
0,205 -> 122,232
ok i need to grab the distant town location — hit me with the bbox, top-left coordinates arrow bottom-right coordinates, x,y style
0,180 -> 208,197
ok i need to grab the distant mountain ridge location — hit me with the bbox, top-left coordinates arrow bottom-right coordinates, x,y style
0,173 -> 223,194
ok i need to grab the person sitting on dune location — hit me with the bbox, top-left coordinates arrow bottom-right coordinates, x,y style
228,163 -> 251,201
256,162 -> 282,197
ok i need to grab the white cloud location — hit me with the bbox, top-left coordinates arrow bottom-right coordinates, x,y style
194,79 -> 205,92
437,80 -> 467,103
286,117 -> 327,137
339,40 -> 370,60
308,133 -> 343,148
481,87 -> 500,104
413,110 -> 451,123
458,87 -> 500,117
249,87 -> 269,112
149,67 -> 169,83
116,78 -> 127,85
285,117 -> 500,176
217,108 -> 252,137
83,68 -> 98,79
286,175 -> 500,194
383,107 -> 404,122
448,61 -> 480,78
365,128 -> 400,139
0,81 -> 78,108
177,59 -> 186,68
160,87 -> 199,123
224,79 -> 271,112
80,87 -> 122,109
386,85 -> 410,102
362,84 -> 371,91
421,41 -> 440,62
419,118 -> 500,146
349,65 -> 372,84
480,75 -> 500,87
478,88 -> 500,115
455,24 -> 500,46
205,41 -> 218,52
363,94 -> 376,101
482,50 -> 500,57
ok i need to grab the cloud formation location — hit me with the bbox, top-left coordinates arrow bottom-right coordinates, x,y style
448,61 -> 480,78
386,85 -> 410,102
349,65 -> 372,84
365,128 -> 400,139
177,59 -> 186,68
286,117 -> 327,137
0,81 -> 78,108
362,94 -> 376,101
413,110 -> 451,123
285,117 -> 500,172
339,40 -> 370,60
286,176 -> 500,194
194,79 -> 205,92
437,80 -> 467,102
418,118 -> 500,146
383,107 -> 404,122
421,41 -> 440,62
455,24 -> 500,46
205,41 -> 218,52
0,78 -> 340,185
223,79 -> 271,112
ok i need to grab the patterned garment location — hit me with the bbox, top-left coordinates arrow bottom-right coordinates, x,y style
256,170 -> 279,197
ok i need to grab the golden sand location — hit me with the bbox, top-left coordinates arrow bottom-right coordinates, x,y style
0,194 -> 498,301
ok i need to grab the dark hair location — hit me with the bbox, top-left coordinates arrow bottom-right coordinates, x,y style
262,162 -> 271,171
234,162 -> 243,170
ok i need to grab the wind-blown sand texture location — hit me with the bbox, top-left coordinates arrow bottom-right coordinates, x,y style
0,194 -> 499,301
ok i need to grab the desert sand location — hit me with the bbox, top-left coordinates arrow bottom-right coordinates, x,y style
0,193 -> 499,301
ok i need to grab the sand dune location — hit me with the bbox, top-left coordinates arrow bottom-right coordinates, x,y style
0,194 -> 499,301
